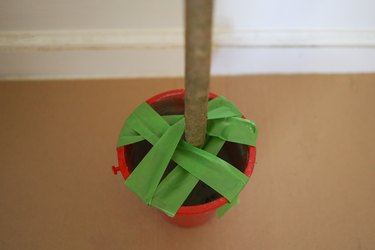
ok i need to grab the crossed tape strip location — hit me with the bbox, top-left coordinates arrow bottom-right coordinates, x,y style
117,96 -> 258,217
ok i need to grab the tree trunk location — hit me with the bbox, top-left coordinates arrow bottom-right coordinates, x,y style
184,0 -> 213,148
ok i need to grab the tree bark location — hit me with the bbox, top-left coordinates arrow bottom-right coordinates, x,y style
184,0 -> 213,148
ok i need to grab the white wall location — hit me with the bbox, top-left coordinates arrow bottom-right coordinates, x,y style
1,0 -> 375,79
215,0 -> 375,29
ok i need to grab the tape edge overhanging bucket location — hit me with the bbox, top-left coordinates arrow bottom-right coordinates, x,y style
115,89 -> 256,216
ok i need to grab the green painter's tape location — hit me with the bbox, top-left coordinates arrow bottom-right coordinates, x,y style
217,196 -> 240,218
152,137 -> 225,216
125,119 -> 185,204
207,117 -> 258,146
173,140 -> 248,202
117,96 -> 258,217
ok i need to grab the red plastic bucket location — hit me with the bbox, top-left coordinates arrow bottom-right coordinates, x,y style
112,89 -> 256,227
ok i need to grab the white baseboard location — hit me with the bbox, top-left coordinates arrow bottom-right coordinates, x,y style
1,29 -> 375,79
1,29 -> 375,50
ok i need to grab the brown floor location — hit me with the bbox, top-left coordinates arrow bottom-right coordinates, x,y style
0,74 -> 375,250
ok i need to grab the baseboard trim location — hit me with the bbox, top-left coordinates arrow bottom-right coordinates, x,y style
1,29 -> 375,51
